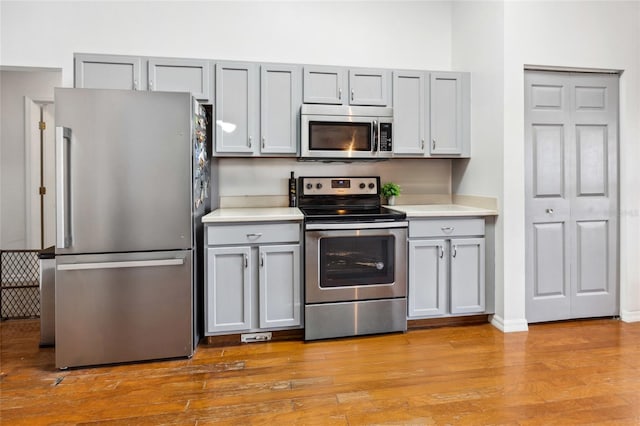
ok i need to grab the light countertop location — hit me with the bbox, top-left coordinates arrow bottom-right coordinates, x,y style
202,207 -> 304,223
386,204 -> 498,217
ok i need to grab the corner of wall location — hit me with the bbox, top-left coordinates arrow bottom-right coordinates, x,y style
490,314 -> 529,333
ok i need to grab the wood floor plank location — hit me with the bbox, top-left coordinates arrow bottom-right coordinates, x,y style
2,318 -> 640,424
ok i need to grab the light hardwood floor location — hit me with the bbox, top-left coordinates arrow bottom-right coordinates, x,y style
1,318 -> 639,425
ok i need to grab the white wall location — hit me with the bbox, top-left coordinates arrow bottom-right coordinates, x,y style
0,68 -> 61,249
502,1 -> 640,325
0,1 -> 453,87
450,1 -> 506,325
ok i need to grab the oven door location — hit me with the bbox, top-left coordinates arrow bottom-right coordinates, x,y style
305,222 -> 407,303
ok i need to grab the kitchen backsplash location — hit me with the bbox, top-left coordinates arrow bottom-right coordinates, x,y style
217,158 -> 452,208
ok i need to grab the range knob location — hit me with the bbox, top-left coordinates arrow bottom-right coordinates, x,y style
359,183 -> 366,189
368,183 -> 375,189
316,183 -> 323,189
306,183 -> 313,190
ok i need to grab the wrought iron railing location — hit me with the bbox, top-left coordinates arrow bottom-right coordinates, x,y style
1,250 -> 40,319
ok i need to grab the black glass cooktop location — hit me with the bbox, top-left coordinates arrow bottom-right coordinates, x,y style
300,206 -> 406,222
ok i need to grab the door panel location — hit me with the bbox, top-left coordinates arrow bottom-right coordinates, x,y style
408,239 -> 446,317
450,238 -> 485,314
259,244 -> 301,328
575,221 -> 608,294
525,71 -> 618,323
392,71 -> 426,155
576,125 -> 608,196
532,124 -> 565,197
533,222 -> 567,298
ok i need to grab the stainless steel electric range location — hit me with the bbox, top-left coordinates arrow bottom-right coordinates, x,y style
298,176 -> 408,341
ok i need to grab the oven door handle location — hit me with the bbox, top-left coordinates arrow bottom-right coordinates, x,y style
305,221 -> 408,231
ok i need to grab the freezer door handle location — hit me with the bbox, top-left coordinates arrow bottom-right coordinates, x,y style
57,257 -> 185,271
56,127 -> 72,249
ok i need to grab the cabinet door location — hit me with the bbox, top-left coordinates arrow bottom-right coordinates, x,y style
349,68 -> 389,106
408,239 -> 446,317
148,59 -> 211,102
259,244 -> 301,328
75,54 -> 142,90
430,72 -> 467,156
260,65 -> 301,155
206,246 -> 251,333
450,238 -> 485,314
215,62 -> 258,154
303,66 -> 346,104
393,71 -> 427,155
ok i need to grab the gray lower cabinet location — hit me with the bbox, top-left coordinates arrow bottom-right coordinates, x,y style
204,222 -> 302,335
408,218 -> 485,318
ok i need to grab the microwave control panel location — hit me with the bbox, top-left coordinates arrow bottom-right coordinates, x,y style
379,123 -> 392,152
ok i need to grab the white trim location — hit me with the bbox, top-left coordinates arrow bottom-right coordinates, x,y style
620,310 -> 640,323
24,96 -> 35,249
523,64 -> 621,74
490,314 -> 529,333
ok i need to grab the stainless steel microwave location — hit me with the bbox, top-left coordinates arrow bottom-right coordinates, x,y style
300,105 -> 393,159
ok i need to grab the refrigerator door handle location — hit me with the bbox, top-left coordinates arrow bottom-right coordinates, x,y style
56,127 -> 72,249
57,257 -> 185,271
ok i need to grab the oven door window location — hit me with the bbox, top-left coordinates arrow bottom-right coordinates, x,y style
319,235 -> 395,287
309,121 -> 372,151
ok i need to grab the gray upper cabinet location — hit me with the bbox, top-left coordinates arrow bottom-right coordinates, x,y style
392,70 -> 427,155
214,62 -> 258,155
349,68 -> 390,106
260,64 -> 301,155
303,66 -> 390,106
148,58 -> 211,102
303,66 -> 346,104
75,53 -> 143,90
214,62 -> 300,157
75,53 -> 213,102
429,72 -> 470,157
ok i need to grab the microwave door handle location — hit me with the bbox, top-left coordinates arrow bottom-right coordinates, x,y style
372,120 -> 378,153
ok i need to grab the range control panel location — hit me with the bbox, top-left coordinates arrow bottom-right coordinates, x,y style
299,177 -> 379,196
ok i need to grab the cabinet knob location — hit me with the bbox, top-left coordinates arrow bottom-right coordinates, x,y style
421,139 -> 425,150
260,253 -> 265,267
432,139 -> 436,150
133,80 -> 138,91
452,245 -> 457,258
439,246 -> 444,259
351,89 -> 354,101
243,254 -> 248,268
248,136 -> 252,148
546,208 -> 554,214
262,137 -> 266,149
338,88 -> 342,100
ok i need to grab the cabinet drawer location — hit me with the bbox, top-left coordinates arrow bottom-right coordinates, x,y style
409,218 -> 484,238
207,223 -> 300,245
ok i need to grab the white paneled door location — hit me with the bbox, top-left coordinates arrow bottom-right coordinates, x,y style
524,71 -> 619,323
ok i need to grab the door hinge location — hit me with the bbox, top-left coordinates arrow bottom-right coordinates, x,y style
39,187 -> 46,195
39,121 -> 46,130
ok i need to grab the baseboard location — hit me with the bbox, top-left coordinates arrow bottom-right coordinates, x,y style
201,328 -> 303,347
620,310 -> 640,323
490,314 -> 529,332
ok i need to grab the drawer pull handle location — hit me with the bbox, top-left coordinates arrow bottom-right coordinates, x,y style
246,233 -> 263,239
441,226 -> 454,234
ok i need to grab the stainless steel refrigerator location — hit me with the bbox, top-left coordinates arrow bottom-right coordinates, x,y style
53,88 -> 214,369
